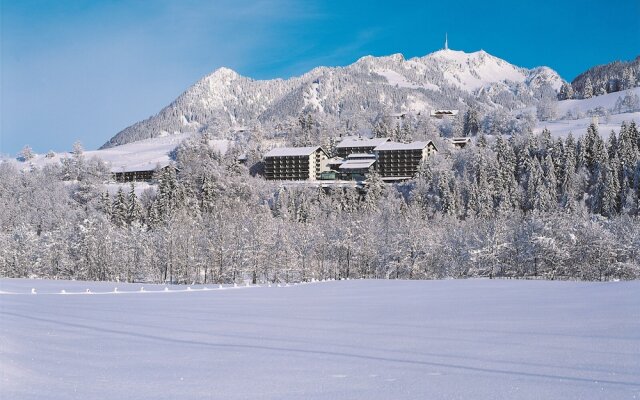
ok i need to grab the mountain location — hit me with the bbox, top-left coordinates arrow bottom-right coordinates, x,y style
101,49 -> 564,149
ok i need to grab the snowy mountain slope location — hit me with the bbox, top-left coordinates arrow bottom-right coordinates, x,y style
2,278 -> 638,400
423,49 -> 534,91
4,133 -> 231,174
533,87 -> 640,138
102,49 -> 564,148
554,86 -> 640,116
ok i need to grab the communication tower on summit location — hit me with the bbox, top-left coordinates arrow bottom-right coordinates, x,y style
444,33 -> 448,50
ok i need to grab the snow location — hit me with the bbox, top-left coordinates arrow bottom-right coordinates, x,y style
4,134 -> 231,174
2,278 -> 637,400
264,146 -> 321,157
336,136 -> 390,148
533,88 -> 640,138
339,159 -> 376,170
556,87 -> 640,117
425,49 -> 528,91
88,134 -> 192,173
374,69 -> 440,91
303,81 -> 325,112
375,141 -> 431,151
535,112 -> 640,138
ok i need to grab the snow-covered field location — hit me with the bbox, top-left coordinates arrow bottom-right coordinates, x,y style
533,87 -> 640,138
3,133 -> 231,174
1,279 -> 638,400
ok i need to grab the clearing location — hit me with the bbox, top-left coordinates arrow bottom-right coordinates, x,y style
1,279 -> 638,399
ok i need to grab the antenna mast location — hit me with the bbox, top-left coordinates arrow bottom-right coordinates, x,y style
444,33 -> 448,50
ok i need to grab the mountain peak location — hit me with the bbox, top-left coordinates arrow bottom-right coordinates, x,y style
209,67 -> 240,79
356,53 -> 405,65
101,49 -> 564,149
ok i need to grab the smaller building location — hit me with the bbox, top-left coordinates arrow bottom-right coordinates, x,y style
264,146 -> 329,181
388,112 -> 408,121
112,161 -> 171,183
449,137 -> 472,149
430,109 -> 459,119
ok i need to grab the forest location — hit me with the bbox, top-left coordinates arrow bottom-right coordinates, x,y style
1,121 -> 640,284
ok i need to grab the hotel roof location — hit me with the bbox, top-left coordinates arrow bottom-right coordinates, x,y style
264,146 -> 323,157
336,136 -> 390,148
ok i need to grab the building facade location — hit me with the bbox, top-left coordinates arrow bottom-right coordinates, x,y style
112,162 -> 172,183
374,141 -> 438,180
264,146 -> 329,181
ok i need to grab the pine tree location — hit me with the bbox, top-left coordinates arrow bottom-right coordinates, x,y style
621,67 -> 635,90
201,175 -> 217,213
539,128 -> 553,157
600,159 -> 619,217
584,123 -> 606,175
542,155 -> 558,208
147,202 -> 162,228
111,188 -> 128,227
373,120 -> 390,138
462,108 -> 480,136
558,82 -> 574,100
607,130 -> 619,161
298,114 -> 314,146
327,136 -> 338,157
477,134 -> 488,148
126,183 -> 144,226
583,77 -> 594,99
99,192 -> 112,217
398,123 -> 413,143
20,145 -> 35,161
156,166 -> 178,220
392,123 -> 402,142
559,135 -> 578,211
364,170 -> 386,210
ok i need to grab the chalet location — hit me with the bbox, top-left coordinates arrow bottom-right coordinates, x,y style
264,146 -> 329,181
374,141 -> 437,180
335,136 -> 390,158
237,153 -> 248,165
112,161 -> 172,183
430,109 -> 459,119
449,137 -> 472,149
388,112 -> 408,122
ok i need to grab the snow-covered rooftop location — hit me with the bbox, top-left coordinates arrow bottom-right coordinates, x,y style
449,137 -> 472,144
336,136 -> 390,148
264,146 -> 322,157
375,141 -> 433,151
346,153 -> 377,159
113,160 -> 171,173
339,159 -> 376,170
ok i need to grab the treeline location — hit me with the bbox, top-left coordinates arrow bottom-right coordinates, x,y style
559,56 -> 639,100
1,122 -> 639,283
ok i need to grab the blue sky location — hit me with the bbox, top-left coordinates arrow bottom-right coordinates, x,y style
1,0 -> 639,154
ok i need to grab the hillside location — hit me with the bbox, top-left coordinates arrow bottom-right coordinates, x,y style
101,49 -> 564,148
570,56 -> 640,99
533,86 -> 640,137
